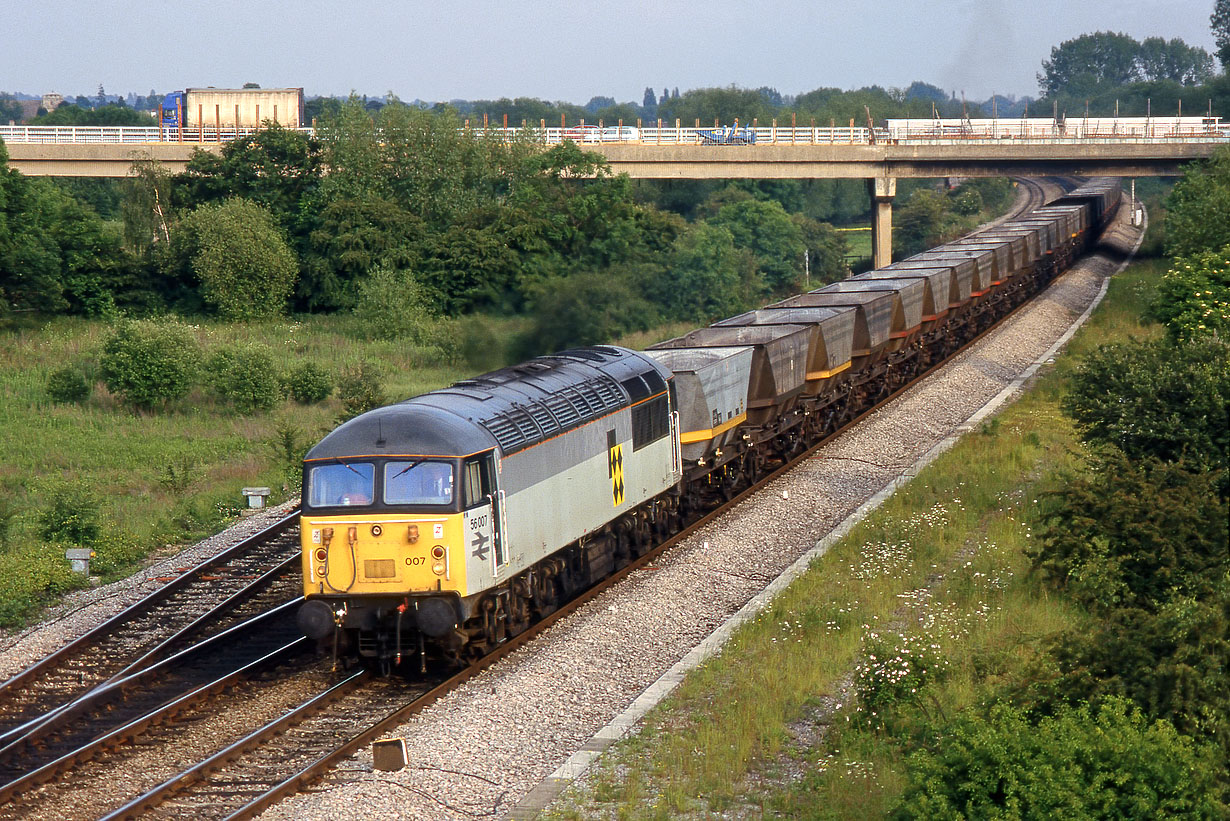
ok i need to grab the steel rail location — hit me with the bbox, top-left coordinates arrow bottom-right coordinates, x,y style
0,512 -> 300,738
0,602 -> 308,803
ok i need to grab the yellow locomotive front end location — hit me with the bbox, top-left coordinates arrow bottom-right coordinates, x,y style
295,448 -> 500,669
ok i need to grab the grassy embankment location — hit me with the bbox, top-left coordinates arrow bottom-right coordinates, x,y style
545,251 -> 1169,817
0,315 -> 489,627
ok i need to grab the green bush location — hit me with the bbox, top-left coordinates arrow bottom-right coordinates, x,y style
351,264 -> 438,341
854,630 -> 950,723
0,543 -> 88,628
206,343 -> 280,413
896,698 -> 1225,818
45,366 -> 90,403
1152,247 -> 1230,341
336,360 -> 386,422
89,530 -> 146,577
37,481 -> 102,545
1062,337 -> 1229,481
1030,452 -> 1228,612
100,318 -> 200,409
281,361 -> 333,404
267,419 -> 308,491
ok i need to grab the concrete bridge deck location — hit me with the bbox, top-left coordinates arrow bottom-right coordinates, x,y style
3,138 -> 1217,179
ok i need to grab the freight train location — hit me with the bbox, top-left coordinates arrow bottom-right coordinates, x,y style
295,179 -> 1122,670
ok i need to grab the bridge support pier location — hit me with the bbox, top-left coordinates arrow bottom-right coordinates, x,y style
869,176 -> 895,269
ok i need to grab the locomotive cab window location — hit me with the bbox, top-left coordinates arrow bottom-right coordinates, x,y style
383,460 -> 454,507
463,452 -> 497,509
307,461 -> 375,507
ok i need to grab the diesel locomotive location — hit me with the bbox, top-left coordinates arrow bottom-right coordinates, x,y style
296,178 -> 1122,670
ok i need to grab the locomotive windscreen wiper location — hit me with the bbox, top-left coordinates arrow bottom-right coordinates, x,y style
387,459 -> 426,480
330,457 -> 367,477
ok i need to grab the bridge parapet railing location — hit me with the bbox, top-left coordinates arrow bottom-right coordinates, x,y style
3,124 -> 1227,148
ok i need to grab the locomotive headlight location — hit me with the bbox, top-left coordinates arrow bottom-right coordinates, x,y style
371,524 -> 383,537
432,561 -> 446,575
316,566 -> 326,576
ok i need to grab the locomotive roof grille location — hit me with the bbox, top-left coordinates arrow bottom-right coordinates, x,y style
475,373 -> 628,453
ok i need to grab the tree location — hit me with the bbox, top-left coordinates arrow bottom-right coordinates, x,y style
1213,0 -> 1230,68
169,198 -> 298,320
648,223 -> 756,322
894,188 -> 958,258
179,124 -> 322,225
707,199 -> 805,297
516,266 -> 657,357
32,104 -> 151,127
1038,31 -> 1142,96
1138,37 -> 1215,85
1062,337 -> 1229,482
1164,147 -> 1230,258
0,95 -> 21,123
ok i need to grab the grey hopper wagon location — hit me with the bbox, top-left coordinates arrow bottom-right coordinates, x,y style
711,307 -> 857,395
1033,205 -> 1085,237
1002,218 -> 1062,254
648,325 -> 812,426
940,240 -> 1015,284
971,233 -> 1030,273
879,258 -> 975,308
642,346 -> 753,463
768,290 -> 896,369
977,226 -> 1045,265
851,268 -> 953,331
817,279 -> 926,346
908,248 -> 997,295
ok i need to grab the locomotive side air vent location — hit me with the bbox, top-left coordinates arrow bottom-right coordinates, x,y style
544,394 -> 581,428
526,402 -> 561,436
592,378 -> 624,410
481,416 -> 524,452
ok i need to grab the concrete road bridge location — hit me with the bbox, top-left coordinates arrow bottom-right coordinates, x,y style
3,121 -> 1223,266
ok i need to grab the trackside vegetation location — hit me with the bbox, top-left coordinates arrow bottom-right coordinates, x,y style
545,194 -> 1229,816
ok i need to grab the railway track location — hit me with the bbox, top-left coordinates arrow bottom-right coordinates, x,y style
0,177 -> 1071,820
0,514 -> 301,762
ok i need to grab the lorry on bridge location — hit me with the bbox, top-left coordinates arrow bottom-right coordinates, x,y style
159,88 -> 305,131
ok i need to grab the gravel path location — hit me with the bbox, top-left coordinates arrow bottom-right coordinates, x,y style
253,206 -> 1144,821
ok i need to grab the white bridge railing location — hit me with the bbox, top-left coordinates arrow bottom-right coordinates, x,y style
3,123 -> 1228,147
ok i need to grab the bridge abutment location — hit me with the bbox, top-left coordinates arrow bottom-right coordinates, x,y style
868,176 -> 895,269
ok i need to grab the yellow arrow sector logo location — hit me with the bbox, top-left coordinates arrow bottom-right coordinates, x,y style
609,443 -> 624,506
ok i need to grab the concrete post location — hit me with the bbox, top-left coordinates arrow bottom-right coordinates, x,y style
869,176 -> 896,268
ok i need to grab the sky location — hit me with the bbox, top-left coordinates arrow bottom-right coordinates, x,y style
2,0 -> 1220,104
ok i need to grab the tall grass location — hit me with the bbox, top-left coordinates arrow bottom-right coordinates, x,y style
546,256 -> 1163,819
